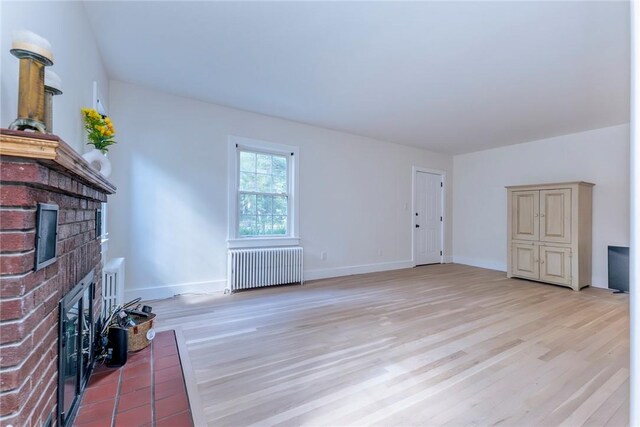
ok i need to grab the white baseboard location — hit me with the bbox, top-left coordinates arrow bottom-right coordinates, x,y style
452,256 -> 507,272
125,279 -> 227,301
305,260 -> 414,281
126,257 -> 455,301
453,258 -> 610,289
124,259 -> 611,301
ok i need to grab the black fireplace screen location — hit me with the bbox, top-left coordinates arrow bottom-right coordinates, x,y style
58,270 -> 95,427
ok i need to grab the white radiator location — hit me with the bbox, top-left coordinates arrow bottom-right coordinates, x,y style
102,257 -> 125,317
227,247 -> 303,293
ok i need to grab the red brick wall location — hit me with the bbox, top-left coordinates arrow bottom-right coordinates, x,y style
0,157 -> 108,427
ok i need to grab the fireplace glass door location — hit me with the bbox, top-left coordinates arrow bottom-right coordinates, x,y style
81,285 -> 94,381
62,298 -> 80,418
58,270 -> 94,427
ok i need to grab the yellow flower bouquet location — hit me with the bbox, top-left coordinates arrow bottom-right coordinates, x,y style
81,108 -> 117,153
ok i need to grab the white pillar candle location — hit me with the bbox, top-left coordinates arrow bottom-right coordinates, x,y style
11,30 -> 53,64
45,70 -> 62,94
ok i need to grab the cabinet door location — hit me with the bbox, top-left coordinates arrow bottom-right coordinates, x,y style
512,191 -> 539,241
511,243 -> 539,280
539,246 -> 572,285
540,189 -> 571,243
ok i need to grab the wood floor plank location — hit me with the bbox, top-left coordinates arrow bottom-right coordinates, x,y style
151,264 -> 629,426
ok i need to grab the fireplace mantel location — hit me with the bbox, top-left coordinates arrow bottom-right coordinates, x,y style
0,128 -> 116,194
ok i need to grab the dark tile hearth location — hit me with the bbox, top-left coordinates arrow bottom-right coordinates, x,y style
73,330 -> 193,427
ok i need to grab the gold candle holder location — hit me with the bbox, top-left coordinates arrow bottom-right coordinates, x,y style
44,70 -> 62,134
8,31 -> 54,133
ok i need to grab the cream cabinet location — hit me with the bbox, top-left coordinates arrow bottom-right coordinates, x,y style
507,182 -> 594,291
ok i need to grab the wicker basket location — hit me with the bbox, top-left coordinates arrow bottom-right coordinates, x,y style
127,313 -> 156,352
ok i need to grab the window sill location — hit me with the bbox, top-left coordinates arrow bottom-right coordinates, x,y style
227,237 -> 300,249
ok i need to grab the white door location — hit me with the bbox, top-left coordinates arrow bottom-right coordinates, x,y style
414,171 -> 442,265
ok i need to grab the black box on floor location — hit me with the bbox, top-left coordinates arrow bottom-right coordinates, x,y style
106,327 -> 128,367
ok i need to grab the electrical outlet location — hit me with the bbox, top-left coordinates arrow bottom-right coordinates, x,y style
377,249 -> 383,257
321,251 -> 327,261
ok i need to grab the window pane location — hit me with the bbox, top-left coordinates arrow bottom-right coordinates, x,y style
239,172 -> 256,191
257,154 -> 271,174
256,174 -> 272,193
256,195 -> 272,215
239,151 -> 256,172
239,215 -> 257,236
273,196 -> 287,215
237,149 -> 292,238
273,216 -> 287,235
257,215 -> 272,235
239,194 -> 256,215
272,174 -> 286,193
272,156 -> 287,177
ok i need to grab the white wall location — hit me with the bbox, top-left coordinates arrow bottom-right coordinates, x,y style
108,81 -> 453,299
0,1 -> 109,153
453,124 -> 630,287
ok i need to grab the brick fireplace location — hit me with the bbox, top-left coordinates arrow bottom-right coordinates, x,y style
0,129 -> 116,426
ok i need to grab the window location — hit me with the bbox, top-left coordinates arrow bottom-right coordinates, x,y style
238,151 -> 288,236
228,137 -> 299,248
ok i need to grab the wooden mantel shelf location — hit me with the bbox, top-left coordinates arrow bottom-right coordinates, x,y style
0,128 -> 116,194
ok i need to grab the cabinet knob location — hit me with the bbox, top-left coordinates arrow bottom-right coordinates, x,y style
535,213 -> 539,217
540,213 -> 545,217
541,260 -> 545,264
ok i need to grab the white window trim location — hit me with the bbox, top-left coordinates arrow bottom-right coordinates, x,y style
227,136 -> 300,248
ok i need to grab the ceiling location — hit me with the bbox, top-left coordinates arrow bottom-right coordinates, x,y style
83,1 -> 630,155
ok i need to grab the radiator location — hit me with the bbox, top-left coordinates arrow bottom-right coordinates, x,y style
227,247 -> 303,293
102,257 -> 125,317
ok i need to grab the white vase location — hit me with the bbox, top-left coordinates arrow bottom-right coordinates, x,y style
82,149 -> 112,178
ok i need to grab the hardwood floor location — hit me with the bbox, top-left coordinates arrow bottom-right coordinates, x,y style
151,264 -> 629,426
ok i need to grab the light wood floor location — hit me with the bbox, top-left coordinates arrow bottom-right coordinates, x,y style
151,264 -> 629,427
